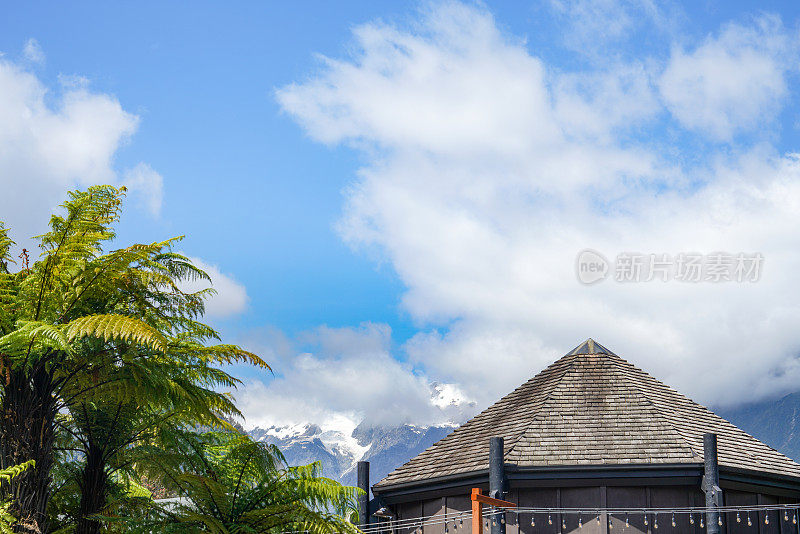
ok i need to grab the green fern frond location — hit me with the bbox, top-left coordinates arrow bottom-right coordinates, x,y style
65,314 -> 168,352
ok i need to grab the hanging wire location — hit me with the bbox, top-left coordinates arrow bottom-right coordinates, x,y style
355,502 -> 800,534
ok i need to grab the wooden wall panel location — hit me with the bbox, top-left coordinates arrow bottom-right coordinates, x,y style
650,486 -> 698,533
606,487 -> 647,534
560,487 -> 602,533
517,488 -> 557,534
423,498 -> 446,534
398,502 -> 424,534
726,490 -> 757,534
761,494 -> 781,534
446,495 -> 472,534
505,490 -> 519,534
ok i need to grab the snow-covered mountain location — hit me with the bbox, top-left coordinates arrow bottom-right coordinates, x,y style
248,421 -> 455,490
247,380 -> 475,489
247,392 -> 800,494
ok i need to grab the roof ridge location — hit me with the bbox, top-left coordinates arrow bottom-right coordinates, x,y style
604,355 -> 702,462
503,354 -> 578,458
606,355 -> 798,471
506,353 -> 698,463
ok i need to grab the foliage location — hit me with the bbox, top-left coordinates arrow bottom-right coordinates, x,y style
134,430 -> 362,534
0,461 -> 35,534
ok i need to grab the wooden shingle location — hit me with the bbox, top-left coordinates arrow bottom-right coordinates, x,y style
375,339 -> 800,489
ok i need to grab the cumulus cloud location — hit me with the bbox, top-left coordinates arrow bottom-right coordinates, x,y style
659,15 -> 795,140
124,163 -> 164,216
182,256 -> 249,319
22,39 -> 44,64
0,50 -> 161,250
237,323 -> 472,429
278,1 -> 800,419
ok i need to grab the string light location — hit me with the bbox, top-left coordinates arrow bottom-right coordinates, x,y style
355,503 -> 800,534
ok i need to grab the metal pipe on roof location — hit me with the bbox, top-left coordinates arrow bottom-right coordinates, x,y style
703,433 -> 722,534
358,461 -> 370,527
489,437 -> 506,534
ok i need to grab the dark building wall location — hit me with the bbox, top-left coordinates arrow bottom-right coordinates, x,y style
388,484 -> 800,534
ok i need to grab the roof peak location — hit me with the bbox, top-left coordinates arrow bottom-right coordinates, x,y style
565,338 -> 616,356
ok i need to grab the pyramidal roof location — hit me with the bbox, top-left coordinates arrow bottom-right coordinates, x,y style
375,339 -> 800,489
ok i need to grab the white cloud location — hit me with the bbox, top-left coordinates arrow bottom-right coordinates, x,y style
0,50 -> 161,251
547,0 -> 679,57
659,15 -> 794,140
182,256 -> 249,319
237,323 -> 472,429
124,163 -> 164,216
279,1 -> 800,420
22,39 -> 44,64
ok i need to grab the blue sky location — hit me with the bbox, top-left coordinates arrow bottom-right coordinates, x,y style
5,1 -> 800,432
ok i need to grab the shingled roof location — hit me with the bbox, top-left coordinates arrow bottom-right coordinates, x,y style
375,339 -> 800,489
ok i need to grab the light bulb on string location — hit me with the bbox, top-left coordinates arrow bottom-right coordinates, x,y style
654,514 -> 658,529
736,512 -> 740,523
625,514 -> 629,528
689,514 -> 694,525
562,517 -> 566,530
597,515 -> 601,525
699,515 -> 704,528
500,516 -> 505,525
718,515 -> 722,527
530,515 -> 535,527
785,510 -> 789,522
608,515 -> 612,530
765,513 -> 769,525
793,511 -> 797,525
547,514 -> 552,526
747,512 -> 752,526
578,515 -> 582,529
671,513 -> 676,527
644,514 -> 648,527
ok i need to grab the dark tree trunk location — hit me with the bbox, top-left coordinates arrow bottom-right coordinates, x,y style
0,366 -> 57,533
76,443 -> 107,534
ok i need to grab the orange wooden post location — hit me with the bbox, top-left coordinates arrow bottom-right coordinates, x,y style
472,488 -> 515,534
472,488 -> 483,534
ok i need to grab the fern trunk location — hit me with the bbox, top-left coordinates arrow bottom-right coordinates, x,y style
76,443 -> 107,534
0,366 -> 56,533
